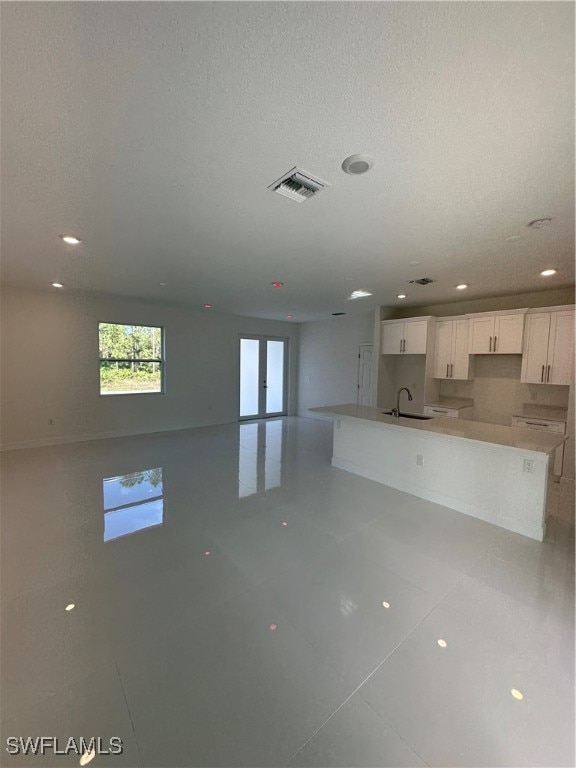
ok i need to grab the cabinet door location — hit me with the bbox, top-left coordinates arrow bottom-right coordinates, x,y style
381,322 -> 404,355
493,314 -> 525,354
520,314 -> 550,383
403,320 -> 428,354
433,321 -> 453,378
469,316 -> 494,354
451,319 -> 471,379
547,310 -> 574,385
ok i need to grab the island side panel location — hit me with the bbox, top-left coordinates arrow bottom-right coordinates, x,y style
330,417 -> 549,541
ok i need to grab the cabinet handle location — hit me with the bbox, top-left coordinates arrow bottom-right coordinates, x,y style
547,364 -> 551,382
489,336 -> 492,352
403,339 -> 406,352
525,421 -> 549,427
433,409 -> 448,413
400,339 -> 402,353
450,364 -> 453,377
541,365 -> 545,382
494,336 -> 497,352
446,363 -> 449,378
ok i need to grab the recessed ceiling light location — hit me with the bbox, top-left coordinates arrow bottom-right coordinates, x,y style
52,282 -> 64,288
65,603 -> 75,611
528,218 -> 552,229
59,234 -> 82,245
287,314 -> 294,319
203,303 -> 213,309
505,235 -> 521,242
437,638 -> 448,648
455,284 -> 468,290
348,289 -> 372,300
397,294 -> 407,299
341,154 -> 375,175
408,260 -> 420,266
271,282 -> 284,288
540,269 -> 557,277
159,282 -> 168,286
510,688 -> 524,701
382,601 -> 390,608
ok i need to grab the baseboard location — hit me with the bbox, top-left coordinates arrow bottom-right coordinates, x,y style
0,419 -> 236,452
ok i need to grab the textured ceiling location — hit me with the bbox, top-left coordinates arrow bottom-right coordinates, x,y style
1,1 -> 574,321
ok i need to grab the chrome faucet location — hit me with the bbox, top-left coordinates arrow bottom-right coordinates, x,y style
391,387 -> 413,419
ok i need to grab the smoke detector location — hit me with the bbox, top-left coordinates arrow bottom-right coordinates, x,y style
341,154 -> 374,175
268,167 -> 328,202
407,277 -> 435,285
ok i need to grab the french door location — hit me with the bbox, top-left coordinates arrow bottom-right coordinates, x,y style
239,335 -> 288,420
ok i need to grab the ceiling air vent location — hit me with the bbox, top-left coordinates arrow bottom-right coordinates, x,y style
408,277 -> 435,285
268,167 -> 328,203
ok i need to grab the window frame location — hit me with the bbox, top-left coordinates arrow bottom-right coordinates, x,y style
98,321 -> 166,397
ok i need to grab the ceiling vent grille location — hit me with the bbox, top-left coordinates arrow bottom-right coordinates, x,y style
408,277 -> 435,285
268,167 -> 328,203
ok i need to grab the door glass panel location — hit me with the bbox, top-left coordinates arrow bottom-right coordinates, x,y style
266,340 -> 285,414
265,420 -> 282,490
238,423 -> 258,497
240,339 -> 260,417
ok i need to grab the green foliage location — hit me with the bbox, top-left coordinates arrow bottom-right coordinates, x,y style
99,323 -> 161,361
99,323 -> 163,393
119,467 -> 163,489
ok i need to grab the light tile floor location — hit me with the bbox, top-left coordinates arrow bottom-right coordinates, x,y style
1,417 -> 574,767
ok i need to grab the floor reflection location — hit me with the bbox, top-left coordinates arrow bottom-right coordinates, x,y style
103,467 -> 164,541
239,420 -> 283,498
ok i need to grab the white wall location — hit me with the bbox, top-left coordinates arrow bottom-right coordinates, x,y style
0,287 -> 299,449
297,312 -> 374,420
440,356 -> 570,425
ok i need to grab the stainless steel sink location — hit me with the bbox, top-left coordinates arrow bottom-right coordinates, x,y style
381,410 -> 433,420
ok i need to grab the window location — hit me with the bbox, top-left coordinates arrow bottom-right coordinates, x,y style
103,467 -> 164,541
99,323 -> 164,395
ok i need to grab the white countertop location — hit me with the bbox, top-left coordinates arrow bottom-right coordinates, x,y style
424,397 -> 474,410
310,404 -> 568,455
512,403 -> 568,422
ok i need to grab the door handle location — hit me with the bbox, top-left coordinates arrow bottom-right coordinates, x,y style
450,364 -> 453,378
547,365 -> 551,383
446,363 -> 449,378
489,336 -> 492,352
541,365 -> 545,382
494,336 -> 497,352
403,339 -> 406,353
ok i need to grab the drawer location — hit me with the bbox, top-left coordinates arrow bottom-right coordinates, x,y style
511,416 -> 566,434
424,406 -> 459,418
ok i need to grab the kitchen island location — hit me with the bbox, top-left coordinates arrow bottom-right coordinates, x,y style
310,404 -> 568,541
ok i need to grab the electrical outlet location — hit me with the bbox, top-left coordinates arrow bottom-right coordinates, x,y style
523,459 -> 535,474
417,454 -> 424,466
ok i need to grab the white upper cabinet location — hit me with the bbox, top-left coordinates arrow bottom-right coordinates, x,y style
380,322 -> 405,354
433,317 -> 473,379
380,318 -> 431,355
521,308 -> 574,385
468,311 -> 526,354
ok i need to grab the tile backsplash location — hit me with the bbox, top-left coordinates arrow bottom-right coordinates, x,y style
440,355 -> 569,425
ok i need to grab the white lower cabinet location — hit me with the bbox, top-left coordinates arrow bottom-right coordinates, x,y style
512,416 -> 566,476
424,405 -> 473,419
